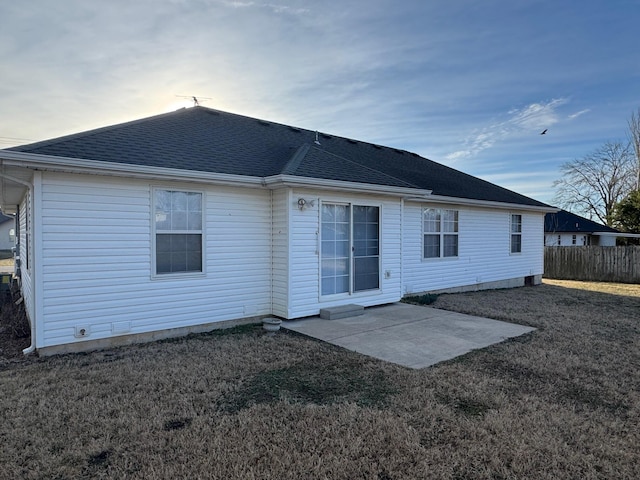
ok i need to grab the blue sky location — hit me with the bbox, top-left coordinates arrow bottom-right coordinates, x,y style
1,0 -> 638,204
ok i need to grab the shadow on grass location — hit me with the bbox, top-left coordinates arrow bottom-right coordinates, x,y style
219,358 -> 398,413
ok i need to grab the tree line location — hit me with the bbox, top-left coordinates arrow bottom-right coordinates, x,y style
553,108 -> 640,234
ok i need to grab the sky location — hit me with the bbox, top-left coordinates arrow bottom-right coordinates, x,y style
1,0 -> 639,204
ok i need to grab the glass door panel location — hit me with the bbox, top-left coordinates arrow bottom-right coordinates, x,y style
321,204 -> 350,295
353,206 -> 379,292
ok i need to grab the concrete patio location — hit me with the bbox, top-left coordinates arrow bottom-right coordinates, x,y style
283,302 -> 536,369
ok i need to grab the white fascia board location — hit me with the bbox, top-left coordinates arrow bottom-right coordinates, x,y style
411,194 -> 558,213
0,151 -> 264,188
593,232 -> 640,238
263,174 -> 432,198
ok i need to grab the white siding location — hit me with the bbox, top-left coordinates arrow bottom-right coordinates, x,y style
18,193 -> 34,325
545,233 -> 590,246
287,189 -> 403,318
271,188 -> 290,317
403,203 -> 544,294
546,233 -> 615,247
32,169 -> 548,348
39,172 -> 272,348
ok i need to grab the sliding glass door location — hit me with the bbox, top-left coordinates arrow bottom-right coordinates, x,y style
321,203 -> 379,296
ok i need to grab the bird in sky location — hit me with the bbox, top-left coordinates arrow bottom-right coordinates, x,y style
540,129 -> 548,135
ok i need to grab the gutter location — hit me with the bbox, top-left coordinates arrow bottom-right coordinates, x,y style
0,165 -> 35,355
409,194 -> 558,214
593,232 -> 640,239
264,174 -> 433,198
3,150 -> 555,212
0,151 -> 265,188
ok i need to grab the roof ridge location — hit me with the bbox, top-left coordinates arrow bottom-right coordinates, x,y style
301,144 -> 420,189
281,143 -> 311,175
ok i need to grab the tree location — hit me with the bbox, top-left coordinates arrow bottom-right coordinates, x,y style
552,141 -> 636,226
613,189 -> 640,233
629,108 -> 640,190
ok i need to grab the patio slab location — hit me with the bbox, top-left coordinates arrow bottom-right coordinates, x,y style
283,302 -> 535,369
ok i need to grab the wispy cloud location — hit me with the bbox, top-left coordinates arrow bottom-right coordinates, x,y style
568,108 -> 591,120
446,98 -> 568,161
508,98 -> 567,129
220,1 -> 309,15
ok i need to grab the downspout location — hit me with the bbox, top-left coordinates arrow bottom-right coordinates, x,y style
0,166 -> 36,355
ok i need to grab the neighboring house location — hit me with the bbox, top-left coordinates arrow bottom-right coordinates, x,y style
0,212 -> 15,250
0,106 -> 555,355
544,210 -> 623,247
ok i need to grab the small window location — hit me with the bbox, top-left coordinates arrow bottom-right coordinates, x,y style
572,234 -> 577,245
510,214 -> 522,254
423,208 -> 458,258
557,235 -> 561,246
154,189 -> 203,275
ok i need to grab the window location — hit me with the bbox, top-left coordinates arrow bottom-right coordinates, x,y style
510,214 -> 522,253
423,208 -> 458,258
557,235 -> 561,246
572,234 -> 577,245
154,189 -> 203,275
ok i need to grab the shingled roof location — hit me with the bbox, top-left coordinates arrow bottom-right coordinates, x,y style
544,210 -> 619,233
8,106 -> 549,207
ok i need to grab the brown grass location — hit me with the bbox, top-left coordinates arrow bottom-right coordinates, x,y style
1,280 -> 639,479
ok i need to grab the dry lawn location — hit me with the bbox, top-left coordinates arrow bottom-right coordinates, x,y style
0,280 -> 639,479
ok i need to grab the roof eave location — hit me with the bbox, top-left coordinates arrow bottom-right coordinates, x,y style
413,194 -> 558,213
0,151 -> 555,210
0,150 -> 264,188
263,174 -> 433,198
593,232 -> 640,238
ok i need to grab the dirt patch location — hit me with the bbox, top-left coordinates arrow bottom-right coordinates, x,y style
0,283 -> 30,360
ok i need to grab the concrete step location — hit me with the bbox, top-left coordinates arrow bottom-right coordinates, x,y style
320,304 -> 365,320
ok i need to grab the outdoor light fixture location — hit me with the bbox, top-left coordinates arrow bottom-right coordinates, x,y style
297,198 -> 315,210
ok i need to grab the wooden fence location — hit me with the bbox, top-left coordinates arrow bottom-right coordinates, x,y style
544,246 -> 640,283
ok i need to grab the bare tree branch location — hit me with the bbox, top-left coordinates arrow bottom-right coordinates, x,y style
552,141 -> 635,226
628,108 -> 640,189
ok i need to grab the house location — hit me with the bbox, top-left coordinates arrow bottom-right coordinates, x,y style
544,210 -> 624,247
0,212 -> 16,251
0,106 -> 555,355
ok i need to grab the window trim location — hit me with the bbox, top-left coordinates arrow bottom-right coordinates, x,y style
510,213 -> 522,254
151,187 -> 205,279
422,207 -> 459,260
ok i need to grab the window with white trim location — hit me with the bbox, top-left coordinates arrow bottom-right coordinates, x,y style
423,208 -> 458,258
510,214 -> 522,254
154,189 -> 203,275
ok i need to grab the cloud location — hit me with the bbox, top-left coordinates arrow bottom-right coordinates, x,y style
568,108 -> 591,120
446,98 -> 568,161
219,1 -> 309,15
508,98 -> 567,129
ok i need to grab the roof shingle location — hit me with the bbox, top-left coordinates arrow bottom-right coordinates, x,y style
7,106 -> 550,208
